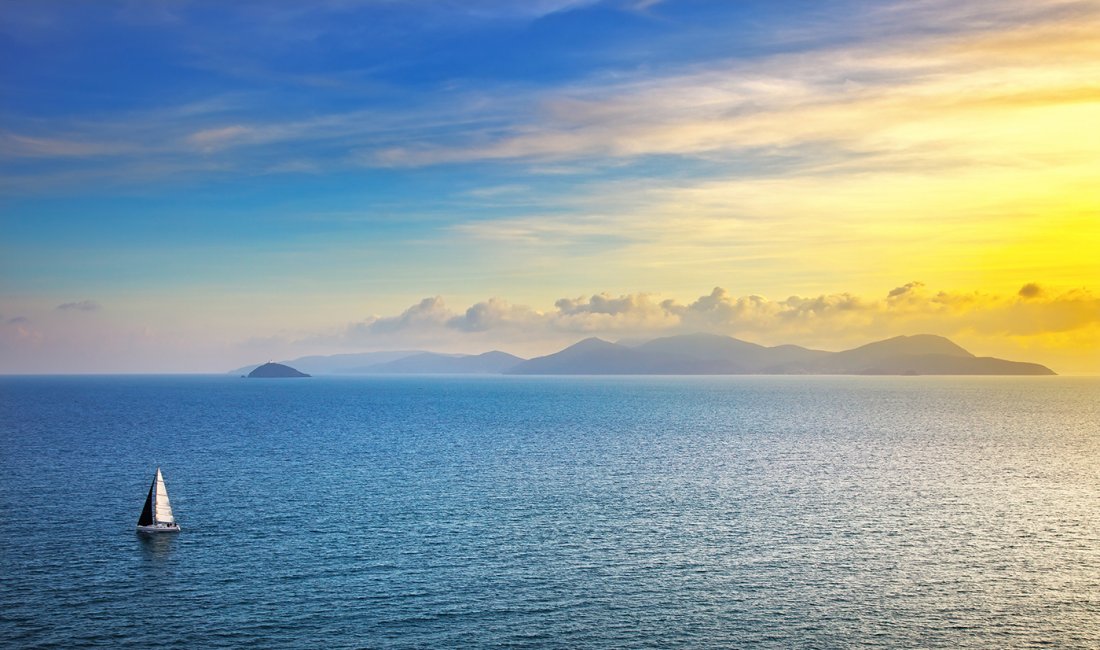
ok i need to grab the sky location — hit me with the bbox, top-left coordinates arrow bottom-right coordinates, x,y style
1,0 -> 1097,374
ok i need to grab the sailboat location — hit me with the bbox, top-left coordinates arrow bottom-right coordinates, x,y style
136,467 -> 181,533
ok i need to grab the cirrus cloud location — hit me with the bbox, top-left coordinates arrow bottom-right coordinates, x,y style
56,300 -> 101,312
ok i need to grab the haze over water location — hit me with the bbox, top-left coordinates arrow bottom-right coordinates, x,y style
2,375 -> 1097,648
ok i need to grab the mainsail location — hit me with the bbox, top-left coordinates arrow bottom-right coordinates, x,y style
153,467 -> 175,525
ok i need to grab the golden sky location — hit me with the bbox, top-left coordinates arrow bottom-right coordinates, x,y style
1,0 -> 1097,372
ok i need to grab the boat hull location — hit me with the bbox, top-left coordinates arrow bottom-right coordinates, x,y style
136,524 -> 180,534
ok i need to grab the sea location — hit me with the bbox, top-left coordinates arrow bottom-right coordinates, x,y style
1,375 -> 1097,648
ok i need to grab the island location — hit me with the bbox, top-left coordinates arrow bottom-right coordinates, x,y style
231,333 -> 1055,376
246,362 -> 311,378
506,334 -> 1055,376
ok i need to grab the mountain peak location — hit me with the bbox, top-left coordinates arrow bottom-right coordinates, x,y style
566,337 -> 619,351
847,334 -> 973,358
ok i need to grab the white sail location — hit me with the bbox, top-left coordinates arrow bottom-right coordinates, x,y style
153,467 -> 175,524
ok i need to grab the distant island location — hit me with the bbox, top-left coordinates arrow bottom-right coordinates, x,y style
246,362 -> 311,378
232,334 -> 1055,376
508,334 -> 1054,376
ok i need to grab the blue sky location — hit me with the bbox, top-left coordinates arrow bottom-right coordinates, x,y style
2,0 -> 1098,372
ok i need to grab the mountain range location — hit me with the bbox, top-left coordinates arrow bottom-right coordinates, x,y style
231,333 -> 1054,376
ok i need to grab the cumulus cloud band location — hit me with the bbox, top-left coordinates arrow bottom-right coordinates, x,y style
336,283 -> 1099,355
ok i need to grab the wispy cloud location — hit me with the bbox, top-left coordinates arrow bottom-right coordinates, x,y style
371,3 -> 1100,168
56,300 -> 101,312
463,184 -> 530,198
7,0 -> 1096,193
0,132 -> 131,158
187,125 -> 256,152
454,0 -> 603,19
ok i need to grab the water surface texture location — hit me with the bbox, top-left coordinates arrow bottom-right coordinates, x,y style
2,376 -> 1098,648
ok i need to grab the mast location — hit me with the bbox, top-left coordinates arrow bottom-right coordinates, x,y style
153,467 -> 160,525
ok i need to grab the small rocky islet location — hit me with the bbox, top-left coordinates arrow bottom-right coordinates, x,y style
245,362 -> 310,378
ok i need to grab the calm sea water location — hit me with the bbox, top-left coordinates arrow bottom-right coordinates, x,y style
1,375 -> 1097,648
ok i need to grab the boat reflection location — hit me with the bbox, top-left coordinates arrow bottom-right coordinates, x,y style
137,529 -> 178,563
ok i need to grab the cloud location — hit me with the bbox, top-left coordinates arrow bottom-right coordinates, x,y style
4,0 -> 1097,221
1,131 -> 129,158
1018,282 -> 1044,299
553,292 -> 677,332
360,296 -> 451,334
446,298 -> 541,332
463,184 -> 530,198
0,315 -> 44,349
56,300 -> 101,312
187,125 -> 255,151
557,292 -> 648,316
980,288 -> 1100,337
888,282 -> 925,299
264,159 -> 322,174
365,0 -> 1100,169
667,289 -> 781,332
455,0 -> 602,19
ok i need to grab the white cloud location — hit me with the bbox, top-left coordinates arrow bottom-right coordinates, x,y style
359,296 -> 452,334
446,298 -> 542,332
